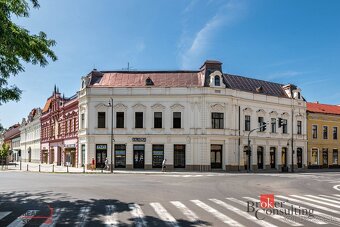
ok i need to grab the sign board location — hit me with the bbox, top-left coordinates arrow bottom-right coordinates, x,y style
65,144 -> 76,148
96,144 -> 107,150
132,138 -> 146,142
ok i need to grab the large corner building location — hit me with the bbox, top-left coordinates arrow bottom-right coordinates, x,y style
78,60 -> 307,171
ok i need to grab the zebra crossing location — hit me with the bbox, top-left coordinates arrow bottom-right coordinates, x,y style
257,173 -> 340,183
2,194 -> 340,226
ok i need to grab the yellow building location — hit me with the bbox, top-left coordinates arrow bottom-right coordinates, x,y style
307,102 -> 340,168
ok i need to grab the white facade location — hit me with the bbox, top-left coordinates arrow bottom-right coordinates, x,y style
78,62 -> 307,171
20,109 -> 42,163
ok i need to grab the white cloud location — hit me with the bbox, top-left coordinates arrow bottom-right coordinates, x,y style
179,0 -> 247,69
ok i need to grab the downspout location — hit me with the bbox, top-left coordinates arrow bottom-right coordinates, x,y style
238,105 -> 241,171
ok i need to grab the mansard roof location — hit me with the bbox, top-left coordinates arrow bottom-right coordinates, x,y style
307,102 -> 340,115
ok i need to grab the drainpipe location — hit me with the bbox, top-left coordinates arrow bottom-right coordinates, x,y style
238,105 -> 241,171
291,105 -> 294,172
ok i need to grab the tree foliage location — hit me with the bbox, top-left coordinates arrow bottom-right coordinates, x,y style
0,143 -> 9,167
0,0 -> 57,105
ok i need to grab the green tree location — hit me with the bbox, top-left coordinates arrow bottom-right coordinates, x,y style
0,143 -> 10,168
0,0 -> 57,105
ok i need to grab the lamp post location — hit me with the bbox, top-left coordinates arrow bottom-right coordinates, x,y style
247,122 -> 268,172
105,98 -> 114,173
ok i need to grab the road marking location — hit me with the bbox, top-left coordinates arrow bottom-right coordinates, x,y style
76,206 -> 90,227
40,208 -> 64,227
237,197 -> 303,226
129,203 -> 147,227
0,211 -> 11,220
8,210 -> 39,227
291,195 -> 340,209
150,202 -> 179,227
275,196 -> 340,225
318,195 -> 340,201
333,185 -> 340,191
170,201 -> 204,226
305,195 -> 340,205
191,200 -> 244,227
210,198 -> 277,227
276,195 -> 340,215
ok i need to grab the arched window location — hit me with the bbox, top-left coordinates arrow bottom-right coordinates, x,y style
214,76 -> 220,86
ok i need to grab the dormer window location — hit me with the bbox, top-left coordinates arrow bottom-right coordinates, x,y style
145,77 -> 154,86
214,76 -> 221,86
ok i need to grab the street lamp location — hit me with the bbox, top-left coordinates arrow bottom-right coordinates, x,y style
105,98 -> 114,173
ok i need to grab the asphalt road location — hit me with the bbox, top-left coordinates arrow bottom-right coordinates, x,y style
1,171 -> 340,226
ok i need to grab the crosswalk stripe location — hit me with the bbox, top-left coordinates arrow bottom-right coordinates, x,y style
291,195 -> 340,209
40,208 -> 64,227
170,201 -> 201,224
129,204 -> 147,227
275,196 -> 340,225
210,198 -> 277,227
7,210 -> 39,227
105,205 -> 118,226
318,195 -> 340,201
0,212 -> 11,221
191,200 -> 244,227
150,202 -> 179,227
237,197 -> 303,226
276,195 -> 340,215
333,194 -> 340,197
305,195 -> 340,205
76,206 -> 90,227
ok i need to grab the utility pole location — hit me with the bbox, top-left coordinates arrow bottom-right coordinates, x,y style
291,108 -> 294,173
110,97 -> 114,173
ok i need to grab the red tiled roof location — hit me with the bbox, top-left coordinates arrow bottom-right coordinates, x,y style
89,71 -> 204,88
307,102 -> 340,115
42,98 -> 52,113
3,124 -> 20,140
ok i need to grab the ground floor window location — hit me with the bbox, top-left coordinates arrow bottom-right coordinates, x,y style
211,144 -> 222,169
152,145 -> 164,168
282,147 -> 287,167
96,144 -> 107,169
115,144 -> 126,168
311,149 -> 318,165
322,148 -> 328,166
333,149 -> 338,165
270,147 -> 276,169
297,148 -> 303,168
81,144 -> 85,167
174,145 -> 185,168
65,148 -> 76,167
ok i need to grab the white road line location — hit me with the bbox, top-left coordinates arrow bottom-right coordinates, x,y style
276,195 -> 340,215
150,202 -> 179,227
305,195 -> 340,205
276,196 -> 340,225
129,203 -> 147,227
8,210 -> 39,227
333,185 -> 340,191
170,201 -> 203,225
40,208 -> 64,227
318,195 -> 340,201
236,197 -> 303,226
333,194 -> 340,197
0,211 -> 11,220
76,206 -> 90,227
210,198 -> 277,227
291,195 -> 340,209
191,200 -> 244,227
105,205 -> 118,226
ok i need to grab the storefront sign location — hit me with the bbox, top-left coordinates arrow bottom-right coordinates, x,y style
65,144 -> 76,148
132,138 -> 146,142
96,144 -> 107,150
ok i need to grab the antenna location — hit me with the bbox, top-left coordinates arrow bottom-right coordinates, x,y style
122,62 -> 136,71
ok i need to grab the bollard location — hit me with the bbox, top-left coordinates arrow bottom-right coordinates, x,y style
52,165 -> 54,173
67,165 -> 69,173
27,164 -> 28,171
39,165 -> 41,172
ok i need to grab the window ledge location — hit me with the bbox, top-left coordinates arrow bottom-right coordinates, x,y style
171,128 -> 184,130
133,128 -> 146,130
152,128 -> 165,130
114,128 -> 126,130
95,128 -> 108,130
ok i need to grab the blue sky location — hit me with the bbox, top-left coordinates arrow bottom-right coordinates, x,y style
1,0 -> 340,128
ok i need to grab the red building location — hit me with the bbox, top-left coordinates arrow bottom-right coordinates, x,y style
40,86 -> 79,167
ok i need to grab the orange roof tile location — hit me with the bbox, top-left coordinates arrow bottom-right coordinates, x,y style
307,102 -> 340,115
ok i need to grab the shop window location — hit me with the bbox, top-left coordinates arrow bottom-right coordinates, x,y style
333,149 -> 338,165
174,145 -> 185,168
115,144 -> 126,168
152,145 -> 164,168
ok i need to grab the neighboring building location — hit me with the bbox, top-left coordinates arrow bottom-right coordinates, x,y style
20,108 -> 42,163
3,124 -> 21,162
40,86 -> 79,167
78,60 -> 307,171
307,102 -> 340,168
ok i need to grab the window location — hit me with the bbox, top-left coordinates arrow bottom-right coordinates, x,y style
312,125 -> 318,139
258,117 -> 265,132
81,144 -> 85,167
174,145 -> 186,168
73,118 -> 77,132
282,119 -> 288,134
135,112 -> 143,128
271,118 -> 276,133
312,149 -> 318,165
333,127 -> 338,140
212,113 -> 224,129
81,113 -> 85,129
214,76 -> 220,86
115,144 -> 126,168
323,126 -> 328,139
173,112 -> 181,128
333,149 -> 338,165
297,121 -> 302,135
152,145 -> 164,168
154,112 -> 162,128
98,112 -> 106,128
245,115 -> 251,131
116,112 -> 124,128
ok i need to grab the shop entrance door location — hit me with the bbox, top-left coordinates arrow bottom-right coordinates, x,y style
297,148 -> 303,168
211,145 -> 222,169
133,145 -> 145,169
96,144 -> 107,169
